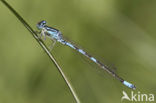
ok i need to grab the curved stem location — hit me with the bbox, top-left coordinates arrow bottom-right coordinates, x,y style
1,0 -> 80,103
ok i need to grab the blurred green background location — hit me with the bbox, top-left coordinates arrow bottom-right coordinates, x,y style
0,0 -> 156,103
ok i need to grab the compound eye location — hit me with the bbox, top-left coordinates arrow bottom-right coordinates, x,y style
39,20 -> 46,26
42,20 -> 46,25
37,20 -> 47,29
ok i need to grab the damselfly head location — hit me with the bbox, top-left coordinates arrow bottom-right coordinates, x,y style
37,20 -> 47,29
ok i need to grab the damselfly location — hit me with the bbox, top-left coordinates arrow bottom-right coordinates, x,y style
37,20 -> 136,89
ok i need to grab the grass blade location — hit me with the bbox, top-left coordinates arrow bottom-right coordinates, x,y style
1,0 -> 80,102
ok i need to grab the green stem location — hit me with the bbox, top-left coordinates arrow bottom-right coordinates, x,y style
1,0 -> 80,103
